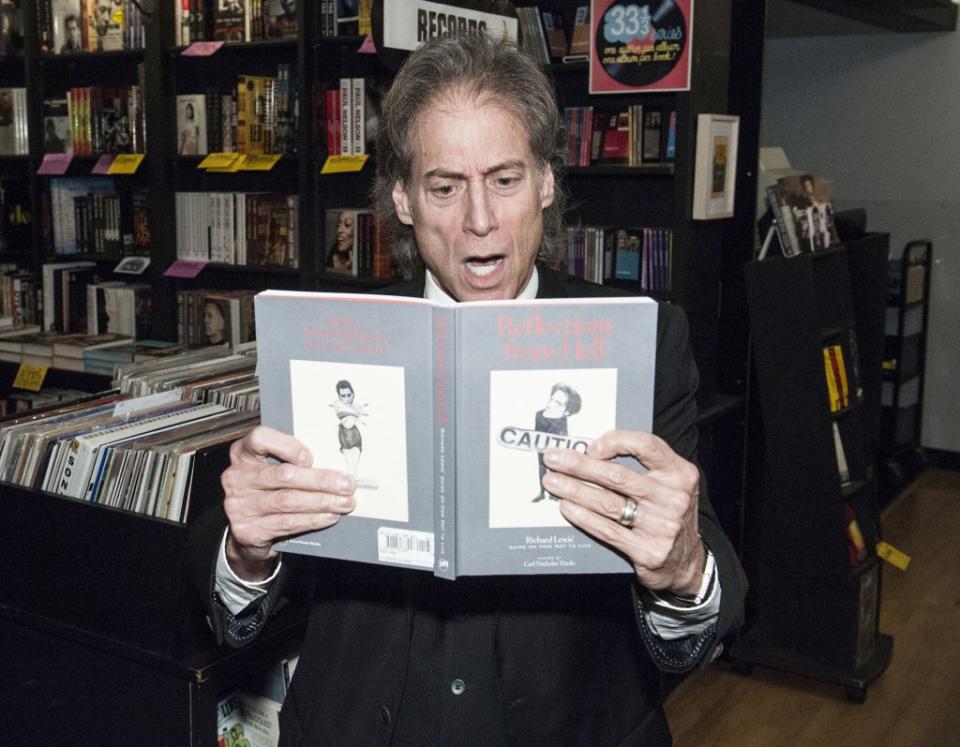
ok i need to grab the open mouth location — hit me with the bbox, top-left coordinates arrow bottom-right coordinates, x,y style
465,256 -> 504,277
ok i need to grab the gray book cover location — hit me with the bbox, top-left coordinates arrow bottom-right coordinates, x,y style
257,291 -> 658,579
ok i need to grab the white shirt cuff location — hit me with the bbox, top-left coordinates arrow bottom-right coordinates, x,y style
214,528 -> 283,616
641,548 -> 721,641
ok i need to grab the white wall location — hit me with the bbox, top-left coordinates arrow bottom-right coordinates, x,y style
761,30 -> 960,452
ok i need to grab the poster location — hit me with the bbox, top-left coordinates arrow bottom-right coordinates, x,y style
589,0 -> 694,94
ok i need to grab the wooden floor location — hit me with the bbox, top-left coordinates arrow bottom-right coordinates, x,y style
664,469 -> 960,746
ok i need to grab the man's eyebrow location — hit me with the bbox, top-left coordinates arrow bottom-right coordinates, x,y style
423,160 -> 529,180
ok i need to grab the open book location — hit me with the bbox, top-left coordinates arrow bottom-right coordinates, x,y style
255,291 -> 658,579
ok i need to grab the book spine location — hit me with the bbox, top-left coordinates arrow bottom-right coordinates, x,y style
433,305 -> 456,579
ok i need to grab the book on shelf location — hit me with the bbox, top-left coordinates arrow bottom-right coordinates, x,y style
43,96 -> 71,154
0,268 -> 39,329
0,87 -> 27,155
176,288 -> 256,348
86,281 -> 152,339
262,0 -> 298,39
0,1 -> 23,57
776,174 -> 841,253
0,178 -> 32,254
764,184 -> 801,258
256,290 -> 658,579
87,0 -> 123,51
50,0 -> 82,54
823,343 -> 850,413
564,4 -> 590,61
641,108 -> 663,164
50,331 -> 133,372
176,94 -> 207,156
41,259 -> 96,333
213,0 -> 246,42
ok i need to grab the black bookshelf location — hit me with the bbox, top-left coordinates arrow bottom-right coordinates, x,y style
735,235 -> 892,702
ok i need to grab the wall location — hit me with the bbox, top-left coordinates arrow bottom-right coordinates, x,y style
760,29 -> 959,452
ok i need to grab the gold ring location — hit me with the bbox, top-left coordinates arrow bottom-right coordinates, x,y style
618,497 -> 637,527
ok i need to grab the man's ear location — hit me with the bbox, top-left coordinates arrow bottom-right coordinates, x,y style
539,165 -> 555,209
392,182 -> 414,226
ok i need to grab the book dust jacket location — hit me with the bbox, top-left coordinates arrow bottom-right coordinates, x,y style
256,291 -> 657,579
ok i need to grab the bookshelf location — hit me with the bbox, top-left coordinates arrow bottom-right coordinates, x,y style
735,236 -> 893,702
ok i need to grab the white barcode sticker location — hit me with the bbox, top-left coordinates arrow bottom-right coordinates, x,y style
377,527 -> 435,569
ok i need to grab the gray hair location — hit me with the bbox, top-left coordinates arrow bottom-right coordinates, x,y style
372,32 -> 568,272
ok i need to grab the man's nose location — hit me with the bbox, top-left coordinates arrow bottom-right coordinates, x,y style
463,182 -> 498,236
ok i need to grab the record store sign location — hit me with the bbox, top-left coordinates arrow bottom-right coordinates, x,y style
382,0 -> 518,51
589,0 -> 694,94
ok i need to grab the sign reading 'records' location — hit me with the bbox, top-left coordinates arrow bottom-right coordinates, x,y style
497,427 -> 591,454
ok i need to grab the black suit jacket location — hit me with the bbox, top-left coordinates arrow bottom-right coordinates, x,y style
189,266 -> 746,745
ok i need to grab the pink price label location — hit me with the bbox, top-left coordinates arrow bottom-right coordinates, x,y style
38,153 -> 72,175
181,41 -> 224,56
164,260 -> 207,278
92,154 -> 114,174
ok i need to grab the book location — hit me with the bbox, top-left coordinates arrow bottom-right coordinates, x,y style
256,291 -> 658,579
43,96 -> 71,153
776,174 -> 840,253
214,0 -> 246,42
88,0 -> 123,51
765,184 -> 801,258
51,0 -> 82,54
262,0 -> 297,39
176,94 -> 207,155
324,207 -> 367,276
823,343 -> 849,412
0,1 -> 23,57
565,5 -> 590,59
0,87 -> 27,155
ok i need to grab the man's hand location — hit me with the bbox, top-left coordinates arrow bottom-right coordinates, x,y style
221,425 -> 356,582
541,430 -> 705,596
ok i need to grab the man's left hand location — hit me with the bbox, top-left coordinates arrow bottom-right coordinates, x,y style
542,430 -> 705,596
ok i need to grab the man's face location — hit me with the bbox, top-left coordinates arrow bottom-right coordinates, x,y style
65,19 -> 80,44
392,92 -> 555,302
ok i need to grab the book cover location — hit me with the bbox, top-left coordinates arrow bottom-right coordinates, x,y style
324,207 -> 367,276
262,0 -> 297,39
776,174 -> 840,253
0,1 -> 23,57
43,96 -> 71,153
214,0 -> 246,42
765,184 -> 801,258
566,5 -> 589,58
176,94 -> 207,156
88,0 -> 123,51
52,0 -> 82,54
258,291 -> 658,579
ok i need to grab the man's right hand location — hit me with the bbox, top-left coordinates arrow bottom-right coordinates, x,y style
221,425 -> 356,582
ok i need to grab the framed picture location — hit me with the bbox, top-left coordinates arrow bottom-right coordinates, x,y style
692,113 -> 739,220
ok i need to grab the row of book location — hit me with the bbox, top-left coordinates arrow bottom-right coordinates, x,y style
0,87 -> 28,155
177,0 -> 299,47
564,104 -> 676,168
43,77 -> 147,155
318,0 -> 372,37
175,65 -> 297,156
175,191 -> 298,268
38,0 -> 147,53
563,225 -> 673,292
0,345 -> 261,523
46,178 -> 150,256
176,287 -> 257,349
517,4 -> 591,64
0,262 -> 38,329
762,174 -> 841,259
314,77 -> 379,157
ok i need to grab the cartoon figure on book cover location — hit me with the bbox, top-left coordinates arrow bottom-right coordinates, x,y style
531,382 -> 582,502
290,360 -> 409,522
331,379 -> 367,478
488,369 -> 617,529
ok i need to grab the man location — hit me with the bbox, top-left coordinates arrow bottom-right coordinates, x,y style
190,32 -> 746,744
60,14 -> 81,53
533,383 -> 581,502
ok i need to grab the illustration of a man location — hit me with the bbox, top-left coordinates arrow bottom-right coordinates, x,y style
331,379 -> 367,476
533,383 -> 581,502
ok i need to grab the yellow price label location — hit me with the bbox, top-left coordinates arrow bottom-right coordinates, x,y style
107,153 -> 144,174
240,154 -> 282,171
321,155 -> 369,174
876,541 -> 911,571
13,363 -> 48,392
198,152 -> 243,170
207,155 -> 248,172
